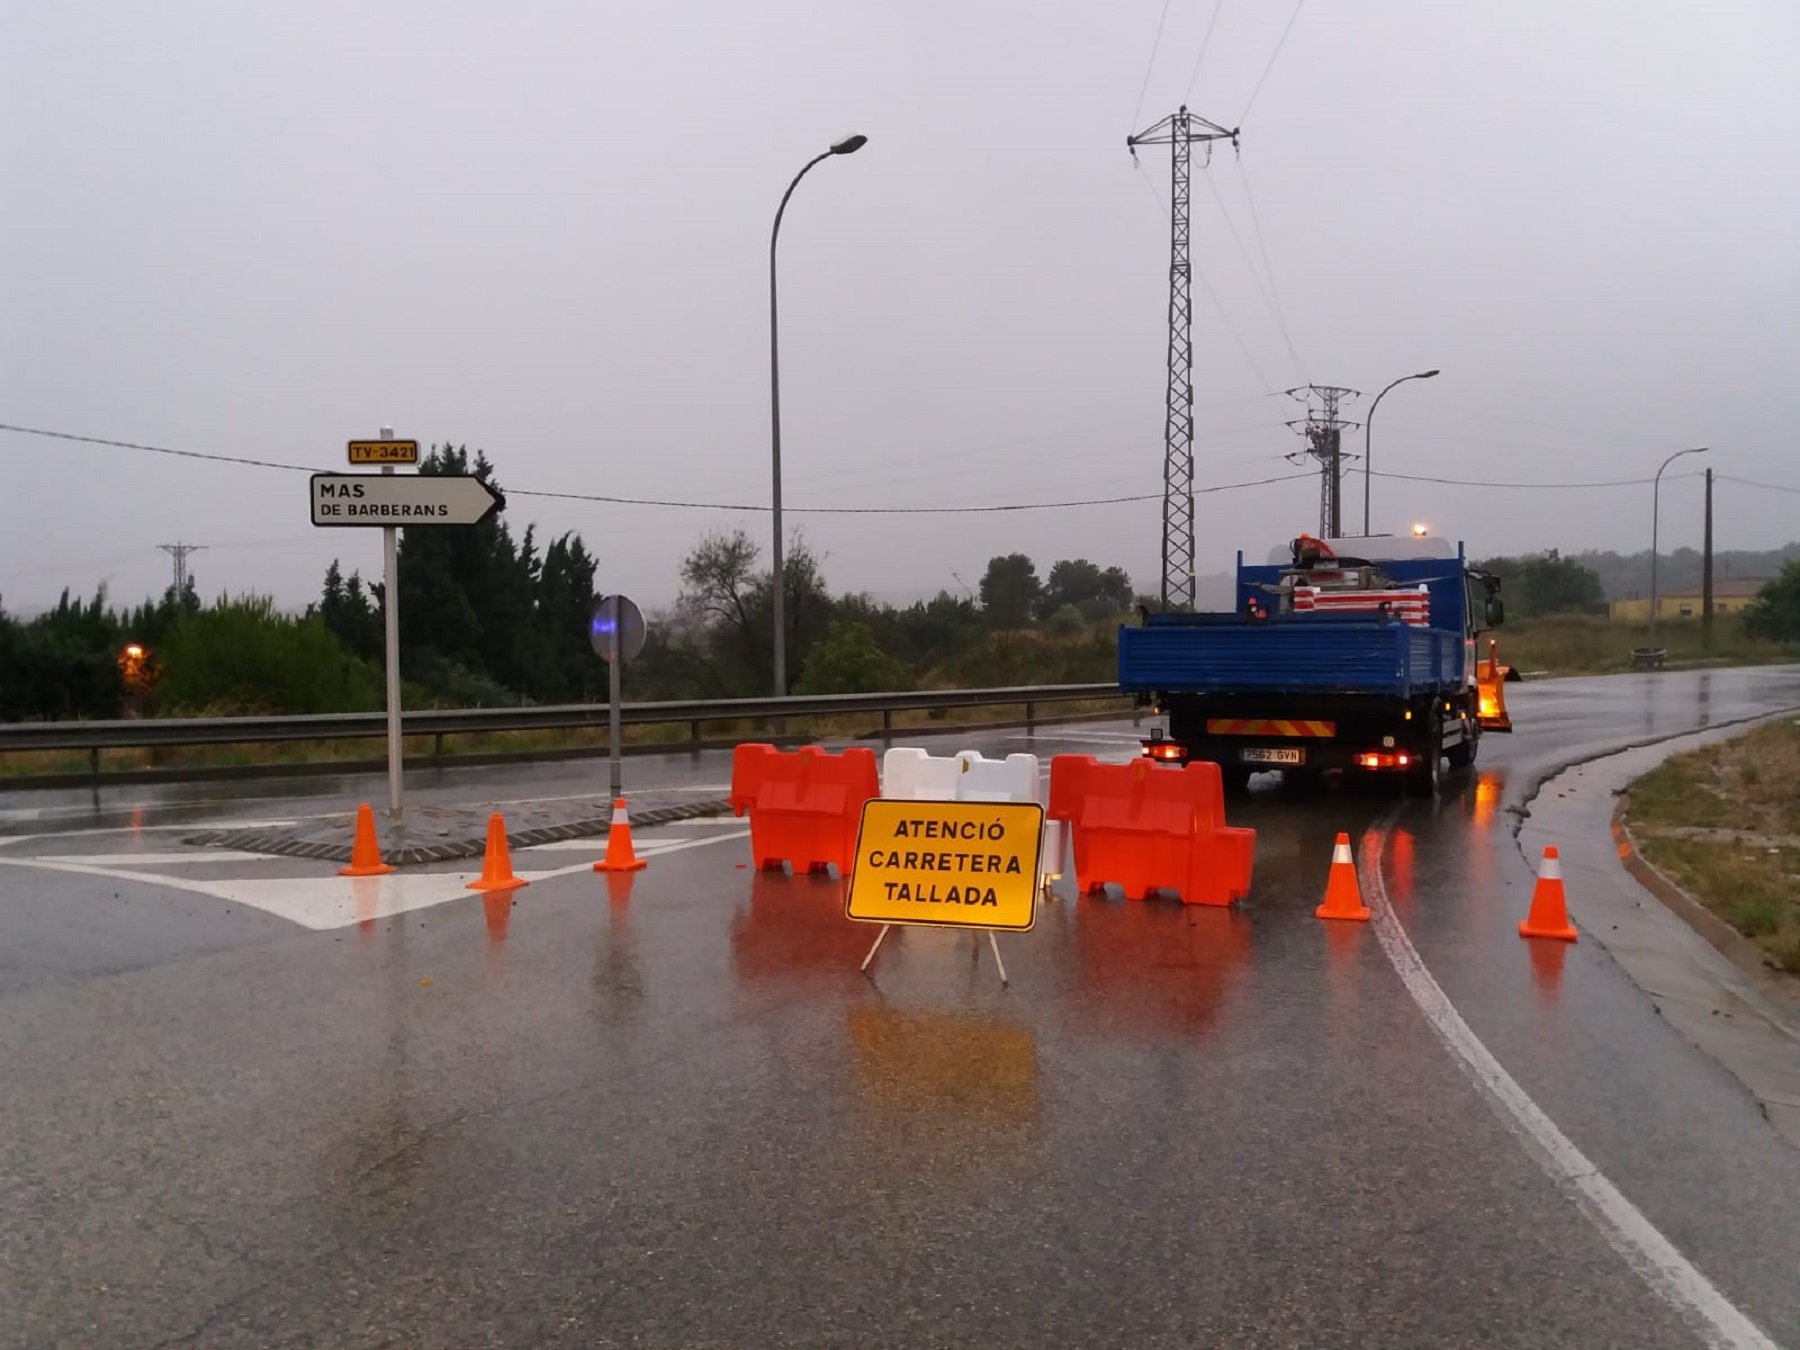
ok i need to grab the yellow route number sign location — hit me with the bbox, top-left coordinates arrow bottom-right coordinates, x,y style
846,799 -> 1044,933
348,439 -> 420,465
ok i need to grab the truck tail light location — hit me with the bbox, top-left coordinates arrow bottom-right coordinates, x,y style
1356,752 -> 1410,770
1143,740 -> 1186,762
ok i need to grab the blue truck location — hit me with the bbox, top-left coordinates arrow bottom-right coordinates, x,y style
1118,533 -> 1512,796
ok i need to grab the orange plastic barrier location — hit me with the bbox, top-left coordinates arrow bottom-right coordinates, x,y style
1046,755 -> 1255,905
729,743 -> 880,874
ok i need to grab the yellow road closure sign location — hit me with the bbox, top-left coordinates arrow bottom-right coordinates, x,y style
846,800 -> 1043,932
348,439 -> 420,465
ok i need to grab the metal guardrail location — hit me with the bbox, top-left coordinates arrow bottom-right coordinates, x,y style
0,683 -> 1125,759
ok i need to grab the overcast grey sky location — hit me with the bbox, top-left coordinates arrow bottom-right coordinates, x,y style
4,0 -> 1796,615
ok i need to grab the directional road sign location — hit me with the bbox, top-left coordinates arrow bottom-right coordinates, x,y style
310,473 -> 502,528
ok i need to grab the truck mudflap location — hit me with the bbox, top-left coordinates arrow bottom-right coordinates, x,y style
1476,638 -> 1514,732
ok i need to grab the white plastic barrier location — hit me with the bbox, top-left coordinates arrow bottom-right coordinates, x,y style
880,747 -> 1064,885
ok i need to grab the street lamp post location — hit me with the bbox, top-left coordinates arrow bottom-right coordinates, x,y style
1362,369 -> 1439,536
769,132 -> 867,698
1649,446 -> 1708,647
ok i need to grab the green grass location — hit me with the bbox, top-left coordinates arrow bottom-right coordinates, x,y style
1494,613 -> 1800,678
1624,717 -> 1800,975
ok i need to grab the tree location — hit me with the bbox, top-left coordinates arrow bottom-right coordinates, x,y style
1036,559 -> 1133,620
152,595 -> 381,715
316,560 -> 382,662
675,528 -> 834,695
794,620 -> 912,695
1474,550 -> 1604,618
1742,562 -> 1800,641
979,554 -> 1040,629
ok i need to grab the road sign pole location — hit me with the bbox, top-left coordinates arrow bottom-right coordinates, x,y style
608,595 -> 624,798
380,426 -> 403,821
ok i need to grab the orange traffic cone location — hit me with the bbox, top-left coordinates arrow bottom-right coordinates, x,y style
594,798 -> 647,873
1315,832 -> 1370,922
468,812 -> 528,892
1519,846 -> 1578,941
339,803 -> 395,877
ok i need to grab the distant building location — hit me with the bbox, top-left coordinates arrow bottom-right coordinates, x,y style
1610,578 -> 1767,623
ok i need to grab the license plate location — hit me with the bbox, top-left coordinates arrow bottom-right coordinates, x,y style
1241,747 -> 1304,765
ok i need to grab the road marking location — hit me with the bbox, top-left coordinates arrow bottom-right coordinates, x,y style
34,850 -> 275,866
1361,817 -> 1778,1350
0,831 -> 749,931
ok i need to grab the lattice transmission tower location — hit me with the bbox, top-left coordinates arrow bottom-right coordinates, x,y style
1283,385 -> 1362,537
1128,106 -> 1237,610
157,542 -> 207,597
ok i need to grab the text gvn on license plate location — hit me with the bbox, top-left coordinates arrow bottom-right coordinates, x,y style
1240,747 -> 1304,765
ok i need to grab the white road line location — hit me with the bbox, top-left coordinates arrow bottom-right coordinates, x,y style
0,830 -> 749,931
1361,816 -> 1778,1350
34,851 -> 275,866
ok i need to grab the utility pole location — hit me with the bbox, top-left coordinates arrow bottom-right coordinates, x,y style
1284,385 -> 1361,537
1701,467 -> 1714,653
157,542 -> 207,598
1128,106 -> 1238,611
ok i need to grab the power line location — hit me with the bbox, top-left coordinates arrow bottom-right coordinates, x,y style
0,420 -> 1311,515
1716,473 -> 1800,495
515,472 -> 1316,514
0,422 -> 314,472
1371,469 -> 1707,490
1239,0 -> 1307,123
1133,162 -> 1277,391
1130,0 -> 1177,130
1183,0 -> 1226,101
1198,164 -> 1305,381
1231,154 -> 1305,381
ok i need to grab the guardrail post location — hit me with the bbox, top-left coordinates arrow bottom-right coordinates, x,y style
1025,700 -> 1036,731
90,747 -> 100,777
433,732 -> 444,761
691,719 -> 702,746
882,708 -> 892,738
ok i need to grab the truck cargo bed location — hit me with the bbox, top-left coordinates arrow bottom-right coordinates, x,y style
1118,614 -> 1461,699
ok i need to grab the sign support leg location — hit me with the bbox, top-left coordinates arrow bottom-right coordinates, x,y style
987,930 -> 1009,987
859,924 -> 892,974
608,595 -> 624,799
379,426 -> 403,822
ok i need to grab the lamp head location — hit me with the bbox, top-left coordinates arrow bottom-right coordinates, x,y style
831,134 -> 868,155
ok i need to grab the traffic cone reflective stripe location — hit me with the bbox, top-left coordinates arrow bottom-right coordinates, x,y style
1315,831 -> 1370,922
468,812 -> 528,892
339,803 -> 395,877
595,797 -> 647,873
1519,845 -> 1577,941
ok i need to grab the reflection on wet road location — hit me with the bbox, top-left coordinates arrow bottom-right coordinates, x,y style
2,668 -> 1799,1347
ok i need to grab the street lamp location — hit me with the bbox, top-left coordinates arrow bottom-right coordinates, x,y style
1363,369 -> 1439,536
1649,446 -> 1708,647
769,132 -> 867,697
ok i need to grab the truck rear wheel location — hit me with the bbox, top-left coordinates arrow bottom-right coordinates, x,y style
1220,764 -> 1252,796
1446,722 -> 1478,770
1406,724 -> 1443,798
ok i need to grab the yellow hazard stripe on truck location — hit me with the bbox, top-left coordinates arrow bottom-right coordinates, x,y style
1205,718 -> 1336,737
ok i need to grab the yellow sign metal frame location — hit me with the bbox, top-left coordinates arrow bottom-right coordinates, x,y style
347,439 -> 420,465
846,799 -> 1043,933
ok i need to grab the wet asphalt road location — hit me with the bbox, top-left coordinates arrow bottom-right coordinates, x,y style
2,668 -> 1799,1348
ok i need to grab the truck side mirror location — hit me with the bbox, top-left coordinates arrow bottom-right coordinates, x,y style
1485,596 -> 1505,627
